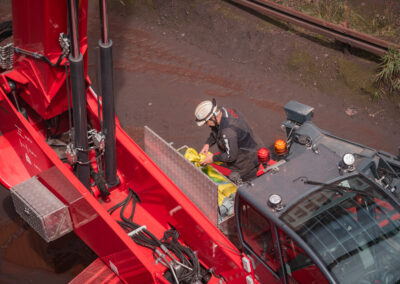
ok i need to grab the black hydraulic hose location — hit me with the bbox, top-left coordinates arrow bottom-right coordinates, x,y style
118,191 -> 160,247
108,188 -> 207,283
162,229 -> 202,282
14,47 -> 66,67
98,0 -> 117,187
69,55 -> 90,188
120,190 -> 134,223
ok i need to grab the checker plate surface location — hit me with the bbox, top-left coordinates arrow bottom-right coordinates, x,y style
144,126 -> 218,225
10,176 -> 73,242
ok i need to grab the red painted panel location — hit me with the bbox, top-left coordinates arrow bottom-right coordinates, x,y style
0,85 -> 249,282
10,0 -> 88,119
0,89 -> 52,187
0,89 -> 158,283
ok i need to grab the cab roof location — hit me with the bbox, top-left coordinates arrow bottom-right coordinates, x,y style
239,143 -> 342,217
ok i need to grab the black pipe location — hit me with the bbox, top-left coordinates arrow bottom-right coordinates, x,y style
69,55 -> 90,188
100,41 -> 117,186
68,0 -> 90,188
99,0 -> 117,187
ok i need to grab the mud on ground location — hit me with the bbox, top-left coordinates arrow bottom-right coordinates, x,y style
88,0 -> 400,154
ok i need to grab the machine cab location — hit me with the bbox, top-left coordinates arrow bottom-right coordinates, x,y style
235,101 -> 400,283
236,174 -> 400,283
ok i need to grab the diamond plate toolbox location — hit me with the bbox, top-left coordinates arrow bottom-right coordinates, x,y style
10,176 -> 73,242
144,126 -> 219,226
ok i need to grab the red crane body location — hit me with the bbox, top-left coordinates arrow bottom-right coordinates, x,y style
0,1 -> 251,283
7,1 -> 397,284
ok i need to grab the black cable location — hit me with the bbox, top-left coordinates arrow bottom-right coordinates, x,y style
0,21 -> 12,32
14,47 -> 66,67
42,53 -> 66,67
119,190 -> 134,223
11,91 -> 21,113
108,188 -> 209,283
116,190 -> 159,248
90,165 -> 109,198
161,229 -> 202,282
0,21 -> 12,43
210,268 -> 226,282
108,189 -> 132,214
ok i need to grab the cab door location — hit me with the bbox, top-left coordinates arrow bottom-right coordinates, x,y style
238,197 -> 329,284
238,198 -> 282,283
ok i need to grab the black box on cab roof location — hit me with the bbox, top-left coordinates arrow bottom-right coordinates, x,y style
284,101 -> 314,124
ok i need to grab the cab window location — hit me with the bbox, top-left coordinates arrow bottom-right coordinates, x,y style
278,229 -> 329,284
239,197 -> 329,283
281,176 -> 400,284
239,198 -> 279,272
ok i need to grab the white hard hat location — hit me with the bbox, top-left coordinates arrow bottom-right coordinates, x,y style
194,99 -> 217,126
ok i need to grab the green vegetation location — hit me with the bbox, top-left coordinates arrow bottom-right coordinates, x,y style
276,0 -> 400,97
315,0 -> 345,23
288,48 -> 316,82
287,44 -> 381,98
337,57 -> 376,96
276,0 -> 400,40
376,48 -> 400,95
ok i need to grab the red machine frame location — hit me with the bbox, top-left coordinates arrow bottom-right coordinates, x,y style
0,1 -> 252,283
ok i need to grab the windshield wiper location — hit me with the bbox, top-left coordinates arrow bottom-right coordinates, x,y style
302,178 -> 376,198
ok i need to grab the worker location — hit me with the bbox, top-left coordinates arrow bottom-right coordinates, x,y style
194,99 -> 261,183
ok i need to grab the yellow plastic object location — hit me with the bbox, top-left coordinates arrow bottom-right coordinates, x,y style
184,148 -> 237,206
184,147 -> 206,167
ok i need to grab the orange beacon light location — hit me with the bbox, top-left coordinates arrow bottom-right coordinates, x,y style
274,139 -> 288,155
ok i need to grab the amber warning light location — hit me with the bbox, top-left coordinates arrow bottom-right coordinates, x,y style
274,139 -> 287,155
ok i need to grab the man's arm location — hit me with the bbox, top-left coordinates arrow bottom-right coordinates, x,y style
213,129 -> 238,163
199,132 -> 217,154
199,144 -> 210,155
205,132 -> 216,147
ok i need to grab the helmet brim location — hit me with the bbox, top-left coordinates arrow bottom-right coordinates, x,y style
196,120 -> 206,127
196,112 -> 214,126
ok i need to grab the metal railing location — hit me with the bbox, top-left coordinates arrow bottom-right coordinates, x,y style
231,0 -> 399,55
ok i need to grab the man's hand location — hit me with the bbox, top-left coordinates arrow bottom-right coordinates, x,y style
200,152 -> 214,166
199,144 -> 210,155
